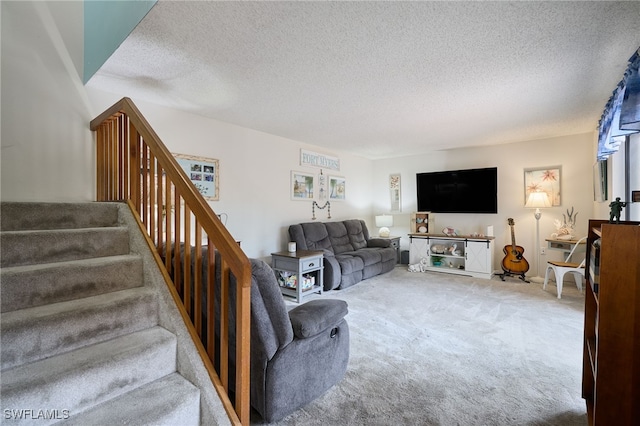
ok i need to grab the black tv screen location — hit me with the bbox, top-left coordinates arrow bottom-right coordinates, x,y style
416,167 -> 498,214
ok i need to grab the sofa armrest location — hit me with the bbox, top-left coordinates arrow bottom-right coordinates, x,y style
321,252 -> 341,291
289,300 -> 348,339
367,238 -> 391,248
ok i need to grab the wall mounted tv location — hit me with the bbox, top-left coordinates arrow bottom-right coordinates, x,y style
416,167 -> 498,214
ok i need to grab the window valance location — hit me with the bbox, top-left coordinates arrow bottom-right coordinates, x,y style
597,48 -> 640,160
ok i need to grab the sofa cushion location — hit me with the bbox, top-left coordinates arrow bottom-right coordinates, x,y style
344,219 -> 368,250
298,222 -> 334,253
367,238 -> 391,248
334,254 -> 364,275
325,222 -> 354,254
378,247 -> 397,263
344,249 -> 381,267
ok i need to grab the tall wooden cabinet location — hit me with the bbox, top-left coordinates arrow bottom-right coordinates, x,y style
582,220 -> 640,425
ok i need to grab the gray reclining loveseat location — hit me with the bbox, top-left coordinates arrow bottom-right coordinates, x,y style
288,219 -> 396,290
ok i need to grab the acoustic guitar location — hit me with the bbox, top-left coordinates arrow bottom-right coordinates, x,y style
501,218 -> 530,277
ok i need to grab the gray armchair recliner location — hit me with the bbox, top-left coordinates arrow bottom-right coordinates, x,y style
248,258 -> 350,422
167,247 -> 350,422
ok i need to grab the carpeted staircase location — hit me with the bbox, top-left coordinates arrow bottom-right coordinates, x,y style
0,202 -> 206,425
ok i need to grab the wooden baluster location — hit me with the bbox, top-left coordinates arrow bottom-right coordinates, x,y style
156,163 -> 164,251
219,258 -> 230,392
129,123 -> 141,212
207,236 -> 216,362
141,143 -> 149,226
173,187 -> 182,297
194,222 -> 203,336
122,116 -> 130,202
184,203 -> 192,317
164,180 -> 173,275
148,152 -> 156,243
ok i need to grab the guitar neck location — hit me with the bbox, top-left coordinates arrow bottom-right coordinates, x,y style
510,225 -> 517,249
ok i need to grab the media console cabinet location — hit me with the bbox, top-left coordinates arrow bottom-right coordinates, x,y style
409,233 -> 494,279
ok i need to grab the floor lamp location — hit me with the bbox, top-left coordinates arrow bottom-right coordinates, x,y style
525,191 -> 551,282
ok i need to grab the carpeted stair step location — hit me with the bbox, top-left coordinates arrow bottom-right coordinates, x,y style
58,373 -> 200,426
1,287 -> 158,370
0,202 -> 119,231
0,254 -> 144,313
0,327 -> 178,426
0,227 -> 130,267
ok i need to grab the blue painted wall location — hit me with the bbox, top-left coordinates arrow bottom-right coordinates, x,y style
83,0 -> 156,83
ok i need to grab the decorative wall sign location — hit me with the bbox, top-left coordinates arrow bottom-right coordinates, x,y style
300,149 -> 340,171
318,170 -> 327,200
524,166 -> 561,206
291,171 -> 314,200
389,173 -> 401,212
174,153 -> 219,200
328,175 -> 346,201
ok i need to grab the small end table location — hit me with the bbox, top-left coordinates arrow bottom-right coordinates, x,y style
271,250 -> 324,303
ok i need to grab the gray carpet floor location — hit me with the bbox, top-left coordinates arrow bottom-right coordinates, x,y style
265,266 -> 587,426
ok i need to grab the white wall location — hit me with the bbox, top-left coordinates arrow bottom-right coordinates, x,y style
372,133 -> 596,277
1,1 -> 94,202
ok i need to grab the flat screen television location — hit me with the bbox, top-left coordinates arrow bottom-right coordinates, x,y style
416,167 -> 498,214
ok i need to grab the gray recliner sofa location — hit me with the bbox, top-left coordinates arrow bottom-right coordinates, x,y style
165,248 -> 350,422
288,219 -> 396,290
247,259 -> 349,422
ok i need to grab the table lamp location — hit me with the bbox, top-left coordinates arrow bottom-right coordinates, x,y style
525,191 -> 551,282
375,215 -> 393,237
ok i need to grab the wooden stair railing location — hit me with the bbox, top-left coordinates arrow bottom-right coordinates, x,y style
90,97 -> 251,425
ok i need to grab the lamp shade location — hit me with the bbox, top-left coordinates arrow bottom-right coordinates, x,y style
375,215 -> 394,227
375,215 -> 393,237
525,191 -> 551,208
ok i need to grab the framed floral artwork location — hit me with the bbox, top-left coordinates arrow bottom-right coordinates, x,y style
524,166 -> 561,206
328,175 -> 346,200
389,173 -> 401,212
291,171 -> 314,200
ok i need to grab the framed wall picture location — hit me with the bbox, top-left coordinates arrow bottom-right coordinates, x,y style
389,173 -> 401,212
524,166 -> 561,206
291,171 -> 314,200
328,175 -> 346,201
174,153 -> 219,200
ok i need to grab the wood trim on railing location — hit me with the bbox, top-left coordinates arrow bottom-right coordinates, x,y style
91,98 -> 251,425
125,200 -> 241,424
90,98 -> 247,274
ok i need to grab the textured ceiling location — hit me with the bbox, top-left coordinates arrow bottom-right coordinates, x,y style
87,1 -> 640,159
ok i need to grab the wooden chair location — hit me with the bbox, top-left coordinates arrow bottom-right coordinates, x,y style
543,236 -> 587,299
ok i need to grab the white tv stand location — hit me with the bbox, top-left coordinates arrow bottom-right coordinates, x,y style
408,233 -> 494,279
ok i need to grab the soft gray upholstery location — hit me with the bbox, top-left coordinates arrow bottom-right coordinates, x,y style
248,259 -> 349,422
289,219 -> 396,290
164,247 -> 349,422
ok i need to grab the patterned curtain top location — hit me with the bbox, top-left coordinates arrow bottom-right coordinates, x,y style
597,48 -> 640,160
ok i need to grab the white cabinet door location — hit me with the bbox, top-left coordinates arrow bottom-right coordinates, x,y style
409,237 -> 430,264
465,240 -> 492,274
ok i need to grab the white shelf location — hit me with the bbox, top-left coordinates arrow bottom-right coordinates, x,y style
409,233 -> 494,279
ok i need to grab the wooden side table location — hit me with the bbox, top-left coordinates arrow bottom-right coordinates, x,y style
271,250 -> 324,303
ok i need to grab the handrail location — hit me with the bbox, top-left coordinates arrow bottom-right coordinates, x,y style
91,98 -> 251,425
